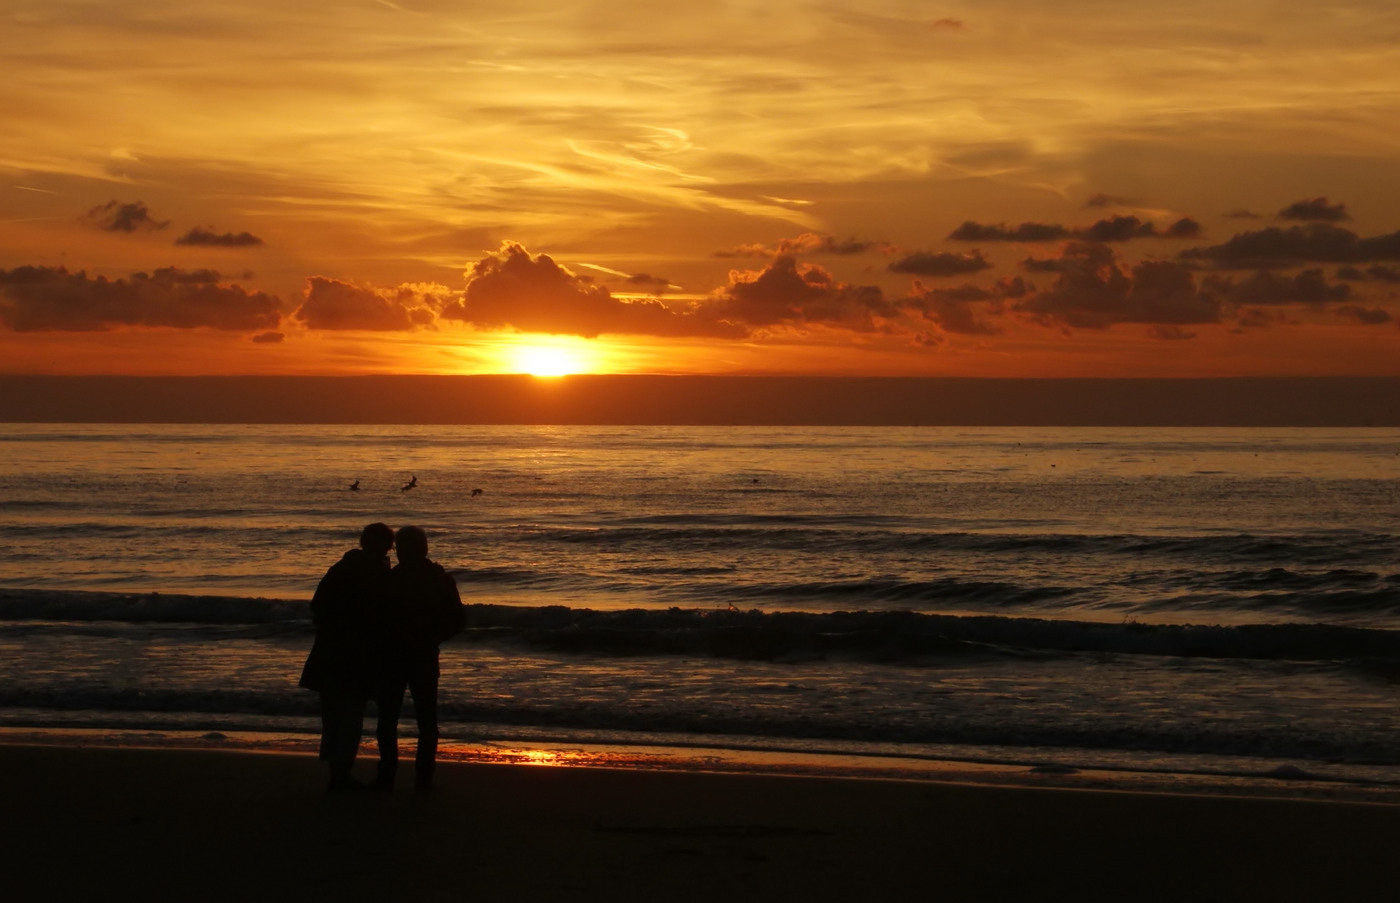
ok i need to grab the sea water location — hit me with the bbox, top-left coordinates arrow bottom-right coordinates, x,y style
2,424 -> 1398,793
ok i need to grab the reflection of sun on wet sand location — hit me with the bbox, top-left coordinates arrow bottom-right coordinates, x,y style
6,744 -> 1399,900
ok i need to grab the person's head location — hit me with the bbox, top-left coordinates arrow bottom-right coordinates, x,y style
395,525 -> 429,563
359,522 -> 395,558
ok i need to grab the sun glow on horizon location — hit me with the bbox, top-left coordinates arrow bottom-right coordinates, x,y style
505,337 -> 598,377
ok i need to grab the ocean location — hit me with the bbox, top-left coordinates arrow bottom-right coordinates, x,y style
2,423 -> 1399,795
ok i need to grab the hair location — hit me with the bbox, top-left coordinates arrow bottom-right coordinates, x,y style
359,522 -> 395,556
394,525 -> 429,561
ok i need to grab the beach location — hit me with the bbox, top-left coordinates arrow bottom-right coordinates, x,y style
4,424 -> 1399,900
5,744 -> 1399,902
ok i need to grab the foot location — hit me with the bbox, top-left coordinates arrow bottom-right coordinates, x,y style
326,777 -> 368,792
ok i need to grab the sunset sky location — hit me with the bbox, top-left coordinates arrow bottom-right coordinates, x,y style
4,0 -> 1400,379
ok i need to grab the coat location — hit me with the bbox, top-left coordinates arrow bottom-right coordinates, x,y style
378,557 -> 466,671
298,547 -> 391,694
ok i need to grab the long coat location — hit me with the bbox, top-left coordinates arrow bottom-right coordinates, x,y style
298,548 -> 391,694
378,558 -> 466,674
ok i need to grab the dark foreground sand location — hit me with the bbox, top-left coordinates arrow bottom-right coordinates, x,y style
4,745 -> 1399,902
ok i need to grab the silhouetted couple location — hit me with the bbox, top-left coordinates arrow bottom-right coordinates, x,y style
299,522 -> 465,792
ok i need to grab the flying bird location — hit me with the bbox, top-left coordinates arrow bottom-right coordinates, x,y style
402,475 -> 418,492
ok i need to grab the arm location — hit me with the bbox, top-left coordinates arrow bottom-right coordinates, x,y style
438,572 -> 466,643
309,565 -> 343,629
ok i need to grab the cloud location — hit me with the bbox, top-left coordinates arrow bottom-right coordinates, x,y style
711,255 -> 894,331
175,228 -> 265,247
446,242 -> 744,338
1148,325 -> 1196,340
949,221 -> 1068,243
900,278 -> 1025,336
1013,244 -> 1221,329
1202,269 -> 1351,306
949,216 -> 1199,243
0,266 -> 281,332
293,277 -> 450,331
1278,197 -> 1350,222
716,233 -> 884,258
888,250 -> 992,277
251,331 -> 285,343
1334,305 -> 1393,325
1182,224 -> 1400,268
624,273 -> 673,290
1083,193 -> 1135,208
992,262 -> 1357,333
1225,209 -> 1262,219
931,18 -> 963,30
1164,218 -> 1203,239
714,243 -> 774,259
84,200 -> 169,233
1337,264 -> 1400,283
1075,215 -> 1196,242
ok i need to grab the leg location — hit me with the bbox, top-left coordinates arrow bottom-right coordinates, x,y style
317,691 -> 338,762
321,689 -> 367,790
407,658 -> 441,790
374,679 -> 406,789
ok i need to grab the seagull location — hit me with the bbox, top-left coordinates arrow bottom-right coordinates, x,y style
349,480 -> 360,491
402,475 -> 418,492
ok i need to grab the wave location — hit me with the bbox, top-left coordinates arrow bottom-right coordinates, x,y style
502,522 -> 1394,564
4,684 -> 1397,767
0,588 -> 308,626
457,605 -> 1400,665
6,588 -> 1400,666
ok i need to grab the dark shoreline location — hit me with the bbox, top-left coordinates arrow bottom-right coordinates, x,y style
6,744 -> 1400,901
3,374 -> 1398,425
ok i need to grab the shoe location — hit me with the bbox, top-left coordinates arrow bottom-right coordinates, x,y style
326,777 -> 368,792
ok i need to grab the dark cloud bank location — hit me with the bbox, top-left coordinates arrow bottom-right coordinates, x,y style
949,215 -> 1201,243
0,266 -> 280,332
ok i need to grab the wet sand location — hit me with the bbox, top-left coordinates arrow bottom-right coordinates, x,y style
4,744 -> 1399,901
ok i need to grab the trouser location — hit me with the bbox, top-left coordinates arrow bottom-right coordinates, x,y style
317,688 -> 367,779
375,656 -> 440,784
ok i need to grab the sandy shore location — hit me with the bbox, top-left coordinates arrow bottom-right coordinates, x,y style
4,745 -> 1399,902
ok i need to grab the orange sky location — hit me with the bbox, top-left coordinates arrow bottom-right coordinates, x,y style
3,1 -> 1400,378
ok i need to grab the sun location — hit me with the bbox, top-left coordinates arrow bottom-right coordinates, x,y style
509,340 -> 589,377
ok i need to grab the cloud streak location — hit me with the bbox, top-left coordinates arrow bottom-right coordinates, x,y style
949,216 -> 1200,243
175,228 -> 265,247
888,250 -> 992,277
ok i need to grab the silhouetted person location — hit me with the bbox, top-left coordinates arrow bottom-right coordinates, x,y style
372,526 -> 465,792
349,480 -> 360,491
299,522 -> 394,791
401,475 -> 418,492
